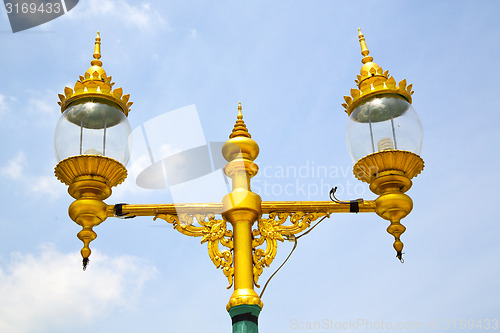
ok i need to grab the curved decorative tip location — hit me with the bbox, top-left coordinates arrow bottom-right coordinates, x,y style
91,31 -> 103,66
358,28 -> 373,64
393,237 -> 405,263
397,251 -> 404,263
78,227 -> 96,270
83,257 -> 89,270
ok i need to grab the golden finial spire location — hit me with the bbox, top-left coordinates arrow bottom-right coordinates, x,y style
91,31 -> 102,67
230,102 -> 251,138
353,28 -> 387,89
85,31 -> 106,78
237,102 -> 243,119
358,28 -> 373,64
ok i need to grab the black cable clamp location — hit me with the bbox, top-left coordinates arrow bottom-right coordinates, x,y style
329,187 -> 362,213
113,203 -> 136,219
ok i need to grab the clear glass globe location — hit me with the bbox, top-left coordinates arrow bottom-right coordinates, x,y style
346,93 -> 423,162
54,97 -> 131,165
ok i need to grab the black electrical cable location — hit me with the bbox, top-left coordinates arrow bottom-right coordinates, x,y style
329,187 -> 362,213
259,235 -> 297,299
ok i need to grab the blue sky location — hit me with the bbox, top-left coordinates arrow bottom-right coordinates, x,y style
1,1 -> 500,332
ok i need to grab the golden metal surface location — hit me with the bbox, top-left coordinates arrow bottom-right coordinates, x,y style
107,200 -> 376,217
373,174 -> 414,261
223,104 -> 264,310
110,200 -> 376,282
230,102 -> 251,139
154,213 -> 234,288
344,30 -> 425,261
134,105 -> 377,309
107,202 -> 221,217
108,199 -> 376,283
342,29 -> 413,116
54,155 -> 127,268
55,155 -> 127,187
53,31 -> 430,328
68,178 -> 109,269
353,150 -> 425,184
262,200 -> 376,213
57,32 -> 132,115
352,150 -> 424,261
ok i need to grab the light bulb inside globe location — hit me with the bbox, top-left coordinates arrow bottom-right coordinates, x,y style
377,137 -> 394,151
346,93 -> 423,162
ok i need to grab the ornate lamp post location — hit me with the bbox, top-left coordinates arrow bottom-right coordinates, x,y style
344,29 -> 424,261
53,30 -> 424,332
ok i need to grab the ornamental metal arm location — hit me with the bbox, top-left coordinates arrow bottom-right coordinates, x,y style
107,200 -> 376,218
107,200 -> 376,287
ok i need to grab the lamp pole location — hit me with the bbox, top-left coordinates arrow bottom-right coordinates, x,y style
53,29 -> 424,333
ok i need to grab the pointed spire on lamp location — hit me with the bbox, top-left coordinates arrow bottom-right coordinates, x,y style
223,102 -> 259,164
229,102 -> 251,139
358,28 -> 373,64
355,28 -> 387,88
91,31 -> 102,67
86,31 -> 106,78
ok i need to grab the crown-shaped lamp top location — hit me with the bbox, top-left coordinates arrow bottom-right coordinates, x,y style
342,29 -> 414,116
57,32 -> 132,116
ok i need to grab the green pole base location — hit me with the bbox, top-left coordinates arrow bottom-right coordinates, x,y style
228,304 -> 261,333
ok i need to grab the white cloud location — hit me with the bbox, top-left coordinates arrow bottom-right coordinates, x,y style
0,244 -> 157,333
0,152 -> 63,200
0,94 -> 10,118
30,98 -> 55,116
31,175 -> 64,199
0,152 -> 26,180
67,0 -> 167,31
26,92 -> 60,125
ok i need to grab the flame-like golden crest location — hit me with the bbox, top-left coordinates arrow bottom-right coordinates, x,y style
57,32 -> 133,116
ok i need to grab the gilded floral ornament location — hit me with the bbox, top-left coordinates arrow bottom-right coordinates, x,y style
353,150 -> 424,184
54,155 -> 127,187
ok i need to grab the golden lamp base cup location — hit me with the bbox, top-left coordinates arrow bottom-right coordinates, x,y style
55,155 -> 127,269
353,150 -> 424,262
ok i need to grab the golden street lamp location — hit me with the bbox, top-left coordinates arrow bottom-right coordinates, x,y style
344,29 -> 424,262
53,29 -> 424,333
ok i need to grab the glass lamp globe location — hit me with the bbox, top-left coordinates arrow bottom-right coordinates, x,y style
346,93 -> 423,162
54,96 -> 131,165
